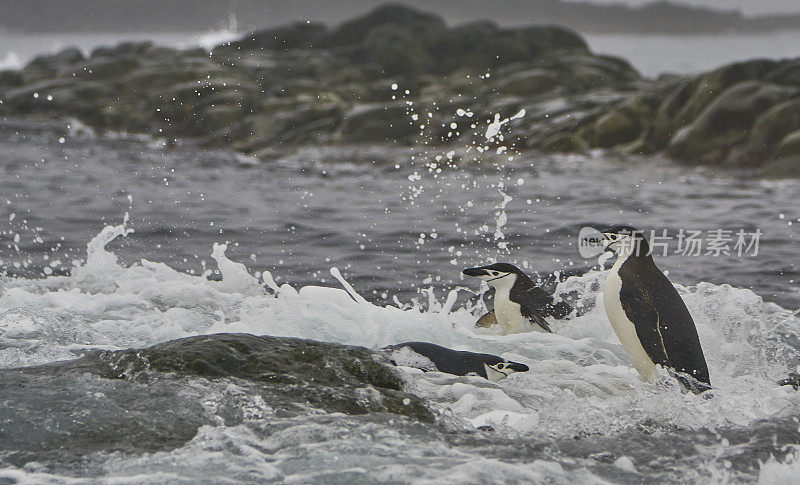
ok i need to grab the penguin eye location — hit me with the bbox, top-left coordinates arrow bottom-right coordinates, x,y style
497,363 -> 506,369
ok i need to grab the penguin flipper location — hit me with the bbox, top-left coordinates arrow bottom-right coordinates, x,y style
619,290 -> 670,367
521,306 -> 552,333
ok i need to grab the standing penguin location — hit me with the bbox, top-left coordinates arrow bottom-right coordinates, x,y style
599,225 -> 710,392
463,263 -> 571,334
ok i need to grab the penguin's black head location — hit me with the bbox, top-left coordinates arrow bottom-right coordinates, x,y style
463,263 -> 525,285
483,360 -> 530,382
597,225 -> 650,257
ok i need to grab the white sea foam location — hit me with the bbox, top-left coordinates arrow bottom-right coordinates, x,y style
1,221 -> 799,443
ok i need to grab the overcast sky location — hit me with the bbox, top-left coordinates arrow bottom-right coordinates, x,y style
579,0 -> 799,16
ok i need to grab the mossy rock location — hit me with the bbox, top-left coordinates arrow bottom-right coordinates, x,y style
585,95 -> 654,148
765,58 -> 800,87
328,4 -> 446,47
760,155 -> 800,178
74,57 -> 141,81
513,26 -> 589,57
362,24 -> 435,76
726,99 -> 800,168
671,59 -> 777,130
649,79 -> 699,148
96,333 -> 434,422
90,41 -> 155,58
778,129 -> 800,158
227,22 -> 330,51
0,69 -> 25,89
338,102 -> 419,143
668,81 -> 797,165
195,104 -> 246,135
495,69 -> 560,97
538,133 -> 588,153
28,47 -> 85,69
2,78 -> 79,111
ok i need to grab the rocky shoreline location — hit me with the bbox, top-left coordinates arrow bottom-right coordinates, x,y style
1,5 -> 799,176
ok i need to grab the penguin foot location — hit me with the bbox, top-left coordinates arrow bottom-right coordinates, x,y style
670,370 -> 712,395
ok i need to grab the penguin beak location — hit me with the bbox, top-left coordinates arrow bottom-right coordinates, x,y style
506,362 -> 529,373
463,267 -> 489,277
601,233 -> 618,253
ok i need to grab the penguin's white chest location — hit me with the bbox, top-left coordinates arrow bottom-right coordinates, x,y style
603,267 -> 657,381
493,285 -> 539,334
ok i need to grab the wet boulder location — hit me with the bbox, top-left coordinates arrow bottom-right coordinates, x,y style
725,100 -> 800,168
760,155 -> 800,178
328,4 -> 446,47
777,129 -> 800,159
362,24 -> 435,76
338,102 -> 419,143
538,133 -> 589,153
28,47 -> 85,69
98,333 -> 433,421
668,81 -> 798,165
584,94 -> 655,148
514,25 -> 589,57
670,59 -> 776,129
495,69 -> 560,97
226,22 -> 330,51
0,333 -> 434,467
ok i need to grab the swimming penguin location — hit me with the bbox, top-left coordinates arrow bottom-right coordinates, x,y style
599,225 -> 711,393
380,341 -> 530,382
463,263 -> 572,334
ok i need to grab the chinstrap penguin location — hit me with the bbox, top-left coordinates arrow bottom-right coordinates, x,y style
463,263 -> 571,334
599,225 -> 711,393
381,341 -> 529,382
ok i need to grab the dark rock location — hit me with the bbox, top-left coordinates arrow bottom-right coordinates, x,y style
362,24 -> 435,76
338,103 -> 419,143
585,95 -> 654,148
0,69 -> 24,89
91,41 -> 155,58
668,81 -> 797,165
3,4 -> 800,175
539,133 -> 588,153
649,79 -> 698,148
0,333 -> 433,469
778,129 -> 800,158
513,26 -> 589,57
29,47 -> 85,68
760,155 -> 800,178
328,4 -> 445,47
726,100 -> 800,168
97,333 -> 433,421
495,69 -> 560,97
765,58 -> 800,86
669,59 -> 776,132
228,22 -> 330,51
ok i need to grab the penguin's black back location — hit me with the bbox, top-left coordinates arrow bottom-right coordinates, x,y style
618,255 -> 710,386
510,272 -> 572,319
382,342 -> 504,378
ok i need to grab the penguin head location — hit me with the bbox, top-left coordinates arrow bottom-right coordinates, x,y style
598,225 -> 650,256
463,263 -> 523,288
483,360 -> 530,382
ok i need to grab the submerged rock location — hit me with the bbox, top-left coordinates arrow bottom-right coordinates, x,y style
0,333 -> 434,468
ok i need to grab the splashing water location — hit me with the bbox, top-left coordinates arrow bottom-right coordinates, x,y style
0,222 -> 799,482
